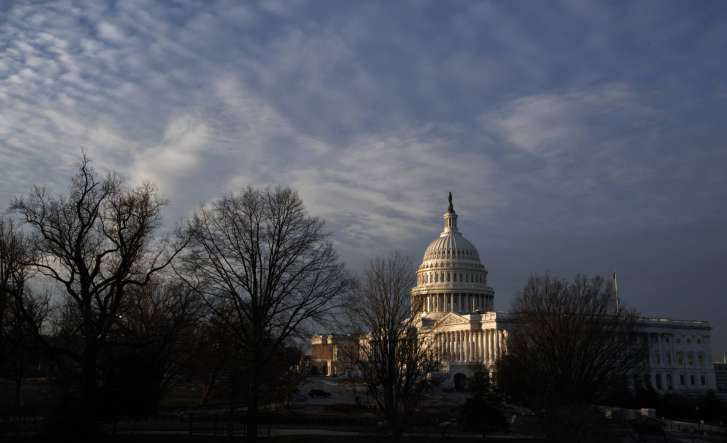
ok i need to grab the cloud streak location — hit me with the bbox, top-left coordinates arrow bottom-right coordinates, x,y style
1,0 -> 727,350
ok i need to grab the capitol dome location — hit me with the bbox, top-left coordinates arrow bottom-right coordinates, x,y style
411,193 -> 494,317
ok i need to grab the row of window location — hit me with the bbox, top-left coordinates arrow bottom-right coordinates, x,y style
654,351 -> 706,368
418,271 -> 485,285
428,248 -> 476,258
648,372 -> 707,390
650,334 -> 707,346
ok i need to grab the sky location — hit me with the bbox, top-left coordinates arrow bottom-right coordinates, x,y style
1,1 -> 726,355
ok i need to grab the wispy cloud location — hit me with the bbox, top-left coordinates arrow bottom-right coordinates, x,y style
1,0 -> 727,348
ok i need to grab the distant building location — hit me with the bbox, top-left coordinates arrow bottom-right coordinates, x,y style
313,194 -> 719,393
309,334 -> 359,376
715,354 -> 727,393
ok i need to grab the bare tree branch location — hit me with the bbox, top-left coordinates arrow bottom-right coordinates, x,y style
178,186 -> 348,442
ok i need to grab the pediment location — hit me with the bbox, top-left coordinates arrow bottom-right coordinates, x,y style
433,312 -> 469,329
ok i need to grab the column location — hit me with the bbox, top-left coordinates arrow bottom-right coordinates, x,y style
495,330 -> 501,360
452,331 -> 457,361
440,332 -> 445,360
472,331 -> 477,361
470,331 -> 477,361
444,332 -> 449,360
477,331 -> 483,361
438,333 -> 442,360
450,332 -> 455,360
460,331 -> 464,361
484,330 -> 489,363
447,332 -> 452,361
481,331 -> 486,362
460,331 -> 465,362
492,329 -> 499,363
471,332 -> 476,362
488,329 -> 493,363
465,331 -> 470,361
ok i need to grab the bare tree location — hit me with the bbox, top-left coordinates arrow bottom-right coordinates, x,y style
496,274 -> 647,441
101,277 -> 205,416
11,155 -> 183,429
178,186 -> 347,441
0,217 -> 30,353
0,216 -> 49,411
346,252 -> 438,437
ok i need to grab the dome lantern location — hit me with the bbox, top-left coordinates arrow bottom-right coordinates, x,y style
443,191 -> 458,234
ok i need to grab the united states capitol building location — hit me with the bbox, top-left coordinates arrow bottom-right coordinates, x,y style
312,195 -> 718,393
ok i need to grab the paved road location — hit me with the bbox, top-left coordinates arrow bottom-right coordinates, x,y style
110,425 -> 542,440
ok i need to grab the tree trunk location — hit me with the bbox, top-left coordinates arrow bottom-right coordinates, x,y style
80,343 -> 99,437
13,340 -> 24,412
247,376 -> 259,443
14,372 -> 23,412
384,378 -> 401,439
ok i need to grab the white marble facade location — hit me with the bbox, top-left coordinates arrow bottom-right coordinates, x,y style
636,318 -> 716,392
411,194 -> 717,393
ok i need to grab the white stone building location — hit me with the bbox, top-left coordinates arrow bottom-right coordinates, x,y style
411,194 -> 718,393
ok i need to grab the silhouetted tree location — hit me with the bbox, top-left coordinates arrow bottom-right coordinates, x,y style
0,217 -> 49,412
346,252 -> 438,438
496,274 -> 646,441
99,277 -> 204,416
186,311 -> 241,405
11,155 -> 184,434
178,186 -> 347,442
